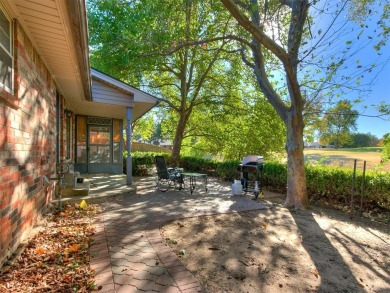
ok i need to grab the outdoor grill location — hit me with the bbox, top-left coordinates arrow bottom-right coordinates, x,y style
238,155 -> 264,198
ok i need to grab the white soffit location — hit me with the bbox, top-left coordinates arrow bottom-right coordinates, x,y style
9,0 -> 91,103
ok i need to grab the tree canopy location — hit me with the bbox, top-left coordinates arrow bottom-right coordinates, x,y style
319,100 -> 359,148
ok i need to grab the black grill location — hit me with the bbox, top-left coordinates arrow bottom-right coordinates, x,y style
238,155 -> 264,198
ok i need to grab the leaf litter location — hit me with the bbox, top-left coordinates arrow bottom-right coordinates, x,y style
0,204 -> 101,292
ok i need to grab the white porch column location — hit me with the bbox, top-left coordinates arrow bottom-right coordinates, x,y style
126,107 -> 133,185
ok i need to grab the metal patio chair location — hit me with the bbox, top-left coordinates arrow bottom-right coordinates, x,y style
154,156 -> 183,191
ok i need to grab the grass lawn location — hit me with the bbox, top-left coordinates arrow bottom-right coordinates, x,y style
304,147 -> 390,172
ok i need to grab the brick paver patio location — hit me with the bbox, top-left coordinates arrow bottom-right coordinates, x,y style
90,178 -> 268,292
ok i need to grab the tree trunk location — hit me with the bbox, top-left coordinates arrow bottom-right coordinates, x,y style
284,109 -> 308,209
171,113 -> 187,166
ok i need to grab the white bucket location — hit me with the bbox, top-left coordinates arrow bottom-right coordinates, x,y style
231,180 -> 243,195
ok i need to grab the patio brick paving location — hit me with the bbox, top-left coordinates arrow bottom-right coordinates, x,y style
90,178 -> 268,292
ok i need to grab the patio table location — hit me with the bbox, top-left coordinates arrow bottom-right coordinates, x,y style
180,172 -> 208,194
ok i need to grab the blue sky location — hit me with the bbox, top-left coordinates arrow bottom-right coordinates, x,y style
350,7 -> 389,139
347,13 -> 390,139
354,56 -> 390,139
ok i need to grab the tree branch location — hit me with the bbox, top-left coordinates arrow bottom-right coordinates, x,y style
240,47 -> 255,69
220,0 -> 289,64
137,35 -> 252,57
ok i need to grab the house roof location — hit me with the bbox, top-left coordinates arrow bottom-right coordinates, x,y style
89,68 -> 159,121
3,0 -> 158,122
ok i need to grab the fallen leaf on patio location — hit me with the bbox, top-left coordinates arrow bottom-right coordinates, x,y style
312,269 -> 319,278
261,222 -> 268,229
35,247 -> 46,255
208,247 -> 220,250
67,244 -> 79,252
79,200 -> 88,209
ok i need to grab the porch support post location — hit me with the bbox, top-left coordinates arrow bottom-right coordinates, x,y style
126,107 -> 133,185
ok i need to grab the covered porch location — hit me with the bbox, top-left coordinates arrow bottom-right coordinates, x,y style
62,68 -> 159,188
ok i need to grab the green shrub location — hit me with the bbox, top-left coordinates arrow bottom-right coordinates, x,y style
215,160 -> 241,180
304,166 -> 390,208
179,156 -> 217,175
123,152 -> 170,176
262,162 -> 287,193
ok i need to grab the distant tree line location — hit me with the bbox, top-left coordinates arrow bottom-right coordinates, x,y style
342,133 -> 381,148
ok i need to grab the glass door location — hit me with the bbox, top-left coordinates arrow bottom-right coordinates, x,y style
75,116 -> 123,174
88,126 -> 111,173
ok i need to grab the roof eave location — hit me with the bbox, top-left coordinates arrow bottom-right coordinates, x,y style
67,0 -> 92,101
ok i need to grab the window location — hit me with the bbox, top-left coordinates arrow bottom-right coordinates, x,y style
0,7 -> 13,93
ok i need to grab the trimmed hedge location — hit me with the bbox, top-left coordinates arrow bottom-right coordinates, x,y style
126,153 -> 390,209
261,162 -> 390,209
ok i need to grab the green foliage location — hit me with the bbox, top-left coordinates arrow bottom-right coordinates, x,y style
182,88 -> 286,160
306,166 -> 390,209
343,133 -> 379,148
124,152 -> 170,176
261,161 -> 390,209
215,160 -> 241,181
376,102 -> 390,116
382,133 -> 390,162
132,114 -> 162,144
319,100 -> 359,148
262,162 -> 288,193
179,157 -> 217,175
347,1 -> 390,51
338,147 -> 383,153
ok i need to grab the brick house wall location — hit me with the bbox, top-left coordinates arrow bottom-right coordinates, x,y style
0,21 -> 60,267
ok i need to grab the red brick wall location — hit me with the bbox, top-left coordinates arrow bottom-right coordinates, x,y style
0,21 -> 58,267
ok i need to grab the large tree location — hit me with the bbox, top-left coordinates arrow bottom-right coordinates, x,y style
212,0 -> 311,208
214,0 -> 390,208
